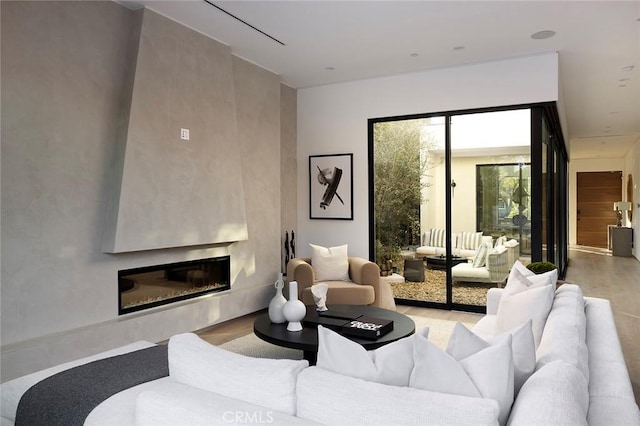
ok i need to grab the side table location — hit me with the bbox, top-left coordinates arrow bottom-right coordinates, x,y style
610,227 -> 633,257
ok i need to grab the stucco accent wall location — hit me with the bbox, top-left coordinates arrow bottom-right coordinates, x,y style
1,1 -> 286,380
103,9 -> 248,253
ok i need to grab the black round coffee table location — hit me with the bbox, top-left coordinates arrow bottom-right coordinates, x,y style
254,304 -> 415,365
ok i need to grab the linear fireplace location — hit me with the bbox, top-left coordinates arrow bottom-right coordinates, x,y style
118,256 -> 230,315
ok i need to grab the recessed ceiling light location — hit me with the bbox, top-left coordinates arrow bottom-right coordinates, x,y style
622,65 -> 634,72
324,67 -> 335,71
619,83 -> 627,87
410,53 -> 419,57
619,78 -> 630,82
531,30 -> 556,40
453,46 -> 465,51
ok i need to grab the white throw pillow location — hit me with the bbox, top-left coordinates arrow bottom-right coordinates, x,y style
446,320 -> 535,395
504,239 -> 519,248
472,242 -> 490,268
512,260 -> 534,277
495,282 -> 555,347
507,261 -> 558,291
410,334 -> 514,425
429,228 -> 446,247
168,333 -> 308,415
495,236 -> 507,247
504,267 -> 542,294
316,325 -> 429,387
460,231 -> 483,250
494,245 -> 507,254
309,243 -> 350,281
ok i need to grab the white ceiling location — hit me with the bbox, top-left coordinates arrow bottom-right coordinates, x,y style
121,0 -> 640,160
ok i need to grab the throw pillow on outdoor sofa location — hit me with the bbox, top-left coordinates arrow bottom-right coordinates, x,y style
472,242 -> 491,268
459,231 -> 483,250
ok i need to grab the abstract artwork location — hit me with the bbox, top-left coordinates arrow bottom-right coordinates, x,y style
309,153 -> 353,220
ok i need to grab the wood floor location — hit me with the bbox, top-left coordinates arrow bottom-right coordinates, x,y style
195,248 -> 640,405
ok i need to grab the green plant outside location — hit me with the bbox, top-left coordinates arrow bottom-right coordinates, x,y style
373,119 -> 432,269
525,261 -> 557,274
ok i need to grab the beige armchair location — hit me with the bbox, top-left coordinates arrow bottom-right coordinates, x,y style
286,257 -> 395,310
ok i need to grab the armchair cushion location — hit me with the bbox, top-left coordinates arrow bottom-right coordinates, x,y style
302,280 -> 375,306
309,243 -> 349,281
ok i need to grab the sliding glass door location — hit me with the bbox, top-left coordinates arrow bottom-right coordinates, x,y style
369,103 -> 567,312
371,116 -> 448,307
449,110 -> 530,308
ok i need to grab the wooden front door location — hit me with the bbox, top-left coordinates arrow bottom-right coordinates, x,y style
577,171 -> 622,248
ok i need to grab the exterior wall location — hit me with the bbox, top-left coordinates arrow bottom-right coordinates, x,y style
422,155 -> 531,239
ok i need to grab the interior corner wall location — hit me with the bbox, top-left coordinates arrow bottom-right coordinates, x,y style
281,85 -> 298,272
624,138 -> 640,260
297,53 -> 560,259
0,1 -> 283,381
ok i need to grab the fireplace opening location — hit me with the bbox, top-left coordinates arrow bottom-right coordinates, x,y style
118,256 -> 230,315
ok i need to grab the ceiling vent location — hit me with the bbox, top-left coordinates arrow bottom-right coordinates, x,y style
203,0 -> 286,46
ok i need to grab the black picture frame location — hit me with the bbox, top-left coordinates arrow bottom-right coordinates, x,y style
309,153 -> 353,220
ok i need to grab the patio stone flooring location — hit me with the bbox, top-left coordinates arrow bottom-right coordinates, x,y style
390,269 -> 495,306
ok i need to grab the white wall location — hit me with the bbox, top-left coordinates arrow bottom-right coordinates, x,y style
624,138 -> 640,260
569,139 -> 640,260
297,53 -> 559,258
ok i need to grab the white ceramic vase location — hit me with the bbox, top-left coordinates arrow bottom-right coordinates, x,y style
282,281 -> 305,332
268,272 -> 287,324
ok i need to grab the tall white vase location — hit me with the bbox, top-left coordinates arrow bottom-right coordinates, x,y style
282,281 -> 305,332
268,273 -> 287,324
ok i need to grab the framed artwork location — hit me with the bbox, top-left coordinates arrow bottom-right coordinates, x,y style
309,153 -> 353,220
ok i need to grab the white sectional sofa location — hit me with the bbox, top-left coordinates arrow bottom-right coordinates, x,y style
474,284 -> 640,425
2,284 -> 638,425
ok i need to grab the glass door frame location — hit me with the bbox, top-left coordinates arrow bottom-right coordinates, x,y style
368,102 -> 567,313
